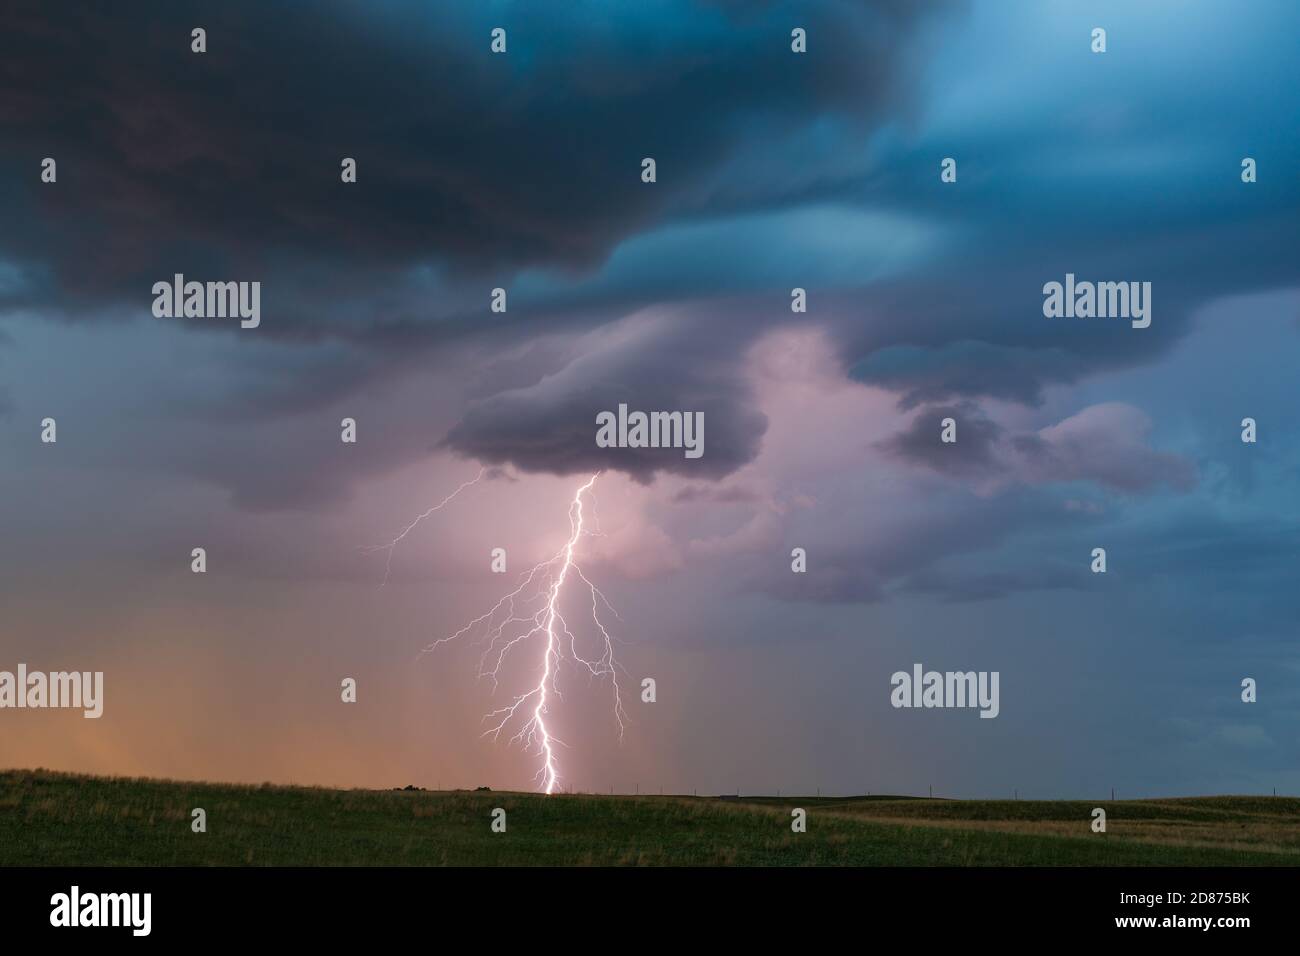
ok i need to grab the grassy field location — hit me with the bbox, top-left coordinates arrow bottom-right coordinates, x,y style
3,769 -> 1298,866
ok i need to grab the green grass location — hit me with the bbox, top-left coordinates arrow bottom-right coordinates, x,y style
2,769 -> 1298,866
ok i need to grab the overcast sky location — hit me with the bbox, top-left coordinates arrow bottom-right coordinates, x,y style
2,0 -> 1298,797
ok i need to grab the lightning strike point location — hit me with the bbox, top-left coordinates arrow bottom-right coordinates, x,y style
422,472 -> 626,794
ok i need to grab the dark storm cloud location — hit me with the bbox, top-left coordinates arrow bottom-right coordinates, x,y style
829,52 -> 1300,410
0,0 -> 953,330
877,401 -> 1197,494
0,0 -> 966,490
874,402 -> 1003,477
849,339 -> 1081,410
671,483 -> 761,505
442,310 -> 767,482
5,0 -> 1293,497
836,262 -> 1199,412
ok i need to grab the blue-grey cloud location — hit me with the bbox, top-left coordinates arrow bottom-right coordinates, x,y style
0,0 -> 954,330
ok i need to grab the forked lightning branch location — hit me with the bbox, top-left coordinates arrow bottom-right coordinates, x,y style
370,472 -> 626,793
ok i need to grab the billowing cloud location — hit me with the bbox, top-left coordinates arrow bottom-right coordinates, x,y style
1012,402 -> 1196,493
874,401 -> 1003,477
0,0 -> 954,332
878,401 -> 1196,494
443,309 -> 768,482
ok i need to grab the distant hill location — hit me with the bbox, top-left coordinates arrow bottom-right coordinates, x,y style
2,769 -> 1297,866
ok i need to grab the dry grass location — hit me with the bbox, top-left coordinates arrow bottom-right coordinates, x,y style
3,769 -> 1297,866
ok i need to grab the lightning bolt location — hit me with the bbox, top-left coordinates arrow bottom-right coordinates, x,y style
363,466 -> 487,587
422,472 -> 626,794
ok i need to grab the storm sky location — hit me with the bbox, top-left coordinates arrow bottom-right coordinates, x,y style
2,0 -> 1298,797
